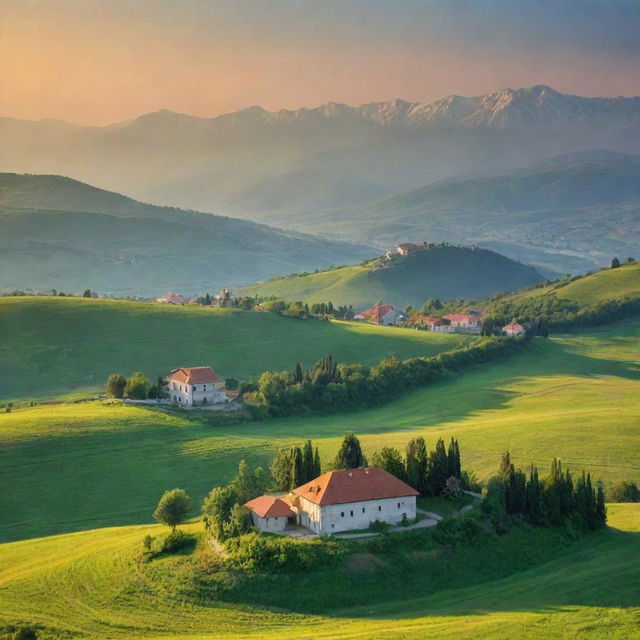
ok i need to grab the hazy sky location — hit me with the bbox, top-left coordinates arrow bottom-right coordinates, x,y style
2,0 -> 639,125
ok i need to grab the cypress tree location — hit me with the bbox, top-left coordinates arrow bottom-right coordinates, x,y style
334,434 -> 366,469
302,440 -> 314,482
426,438 -> 449,495
405,437 -> 427,492
313,447 -> 321,477
292,447 -> 304,487
596,484 -> 607,528
499,451 -> 512,484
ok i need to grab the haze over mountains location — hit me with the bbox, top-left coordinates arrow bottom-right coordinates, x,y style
0,173 -> 372,296
2,85 -> 640,278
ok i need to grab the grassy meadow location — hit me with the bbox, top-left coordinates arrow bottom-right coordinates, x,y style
0,505 -> 637,639
2,317 -> 638,543
0,296 -> 470,401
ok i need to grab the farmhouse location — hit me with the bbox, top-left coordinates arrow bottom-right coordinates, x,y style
503,319 -> 526,336
157,293 -> 185,305
246,467 -> 418,535
411,314 -> 454,333
356,302 -> 405,326
443,313 -> 482,333
166,366 -> 227,406
396,243 -> 422,257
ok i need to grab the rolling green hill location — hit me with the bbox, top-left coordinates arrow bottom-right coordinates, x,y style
0,504 -> 637,639
2,318 -> 638,543
239,245 -> 544,309
0,173 -> 373,296
0,296 -> 470,401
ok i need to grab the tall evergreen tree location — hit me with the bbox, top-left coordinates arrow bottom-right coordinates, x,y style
596,484 -> 607,528
334,434 -> 366,469
499,451 -> 512,483
302,440 -> 314,482
405,437 -> 428,492
292,447 -> 304,487
447,438 -> 461,478
426,438 -> 449,495
313,447 -> 322,477
372,447 -> 406,481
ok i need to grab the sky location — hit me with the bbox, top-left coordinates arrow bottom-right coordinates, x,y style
1,0 -> 639,125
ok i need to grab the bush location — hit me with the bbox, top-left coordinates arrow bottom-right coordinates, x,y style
369,519 -> 390,534
13,627 -> 38,640
225,532 -> 345,572
142,534 -> 155,553
160,530 -> 196,554
106,373 -> 127,399
432,515 -> 483,547
125,372 -> 151,400
607,481 -> 640,503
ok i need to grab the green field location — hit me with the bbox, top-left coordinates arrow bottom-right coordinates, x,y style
0,296 -> 470,401
505,260 -> 640,305
2,318 -> 638,543
0,505 -> 637,639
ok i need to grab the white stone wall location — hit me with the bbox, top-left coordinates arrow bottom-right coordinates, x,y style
298,495 -> 416,535
167,380 -> 227,406
251,512 -> 289,532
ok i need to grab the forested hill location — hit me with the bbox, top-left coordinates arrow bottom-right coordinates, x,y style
0,173 -> 373,296
239,244 -> 544,309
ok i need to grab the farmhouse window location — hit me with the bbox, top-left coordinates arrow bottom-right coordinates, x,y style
350,510 -> 354,517
378,506 -> 381,511
341,512 -> 344,517
397,503 -> 400,508
362,508 -> 365,513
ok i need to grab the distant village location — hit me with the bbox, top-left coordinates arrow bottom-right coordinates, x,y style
157,242 -> 526,338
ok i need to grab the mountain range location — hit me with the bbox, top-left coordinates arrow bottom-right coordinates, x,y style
2,85 -> 640,276
0,173 -> 373,296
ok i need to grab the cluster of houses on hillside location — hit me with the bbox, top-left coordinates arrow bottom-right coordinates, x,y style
354,302 -> 525,336
245,466 -> 418,536
157,288 -> 232,306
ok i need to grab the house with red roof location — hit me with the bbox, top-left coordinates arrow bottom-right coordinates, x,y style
443,313 -> 482,333
245,467 -> 418,535
157,293 -> 185,305
502,319 -> 526,337
396,243 -> 422,257
356,302 -> 405,326
166,366 -> 227,406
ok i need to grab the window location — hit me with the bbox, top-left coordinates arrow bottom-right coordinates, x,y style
378,506 -> 382,512
331,524 -> 334,529
350,510 -> 354,517
397,503 -> 401,509
193,385 -> 196,391
340,512 -> 344,517
274,517 -> 278,521
203,385 -> 206,391
362,508 -> 365,513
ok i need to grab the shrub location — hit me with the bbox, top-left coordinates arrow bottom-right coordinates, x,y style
125,372 -> 151,400
142,534 -> 154,553
432,515 -> 483,547
607,481 -> 640,503
369,519 -> 390,534
13,627 -> 38,640
160,530 -> 196,554
106,374 -> 127,399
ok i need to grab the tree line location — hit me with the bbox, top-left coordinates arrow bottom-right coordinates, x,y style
240,338 -> 526,418
483,452 -> 607,533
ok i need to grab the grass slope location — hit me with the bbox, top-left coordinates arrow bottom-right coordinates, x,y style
2,318 -> 638,542
0,505 -> 637,639
240,246 -> 543,309
0,173 -> 373,296
0,296 -> 470,401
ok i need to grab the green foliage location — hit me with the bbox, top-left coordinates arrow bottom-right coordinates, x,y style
224,377 -> 239,390
432,515 -> 483,547
369,519 -> 391,534
142,534 -> 154,553
370,447 -> 406,481
334,433 -> 366,469
202,460 -> 267,541
607,481 -> 640,503
160,530 -> 196,554
153,489 -> 191,531
225,532 -> 345,572
611,257 -> 620,269
124,372 -> 151,400
106,374 -> 127,399
484,453 -> 607,532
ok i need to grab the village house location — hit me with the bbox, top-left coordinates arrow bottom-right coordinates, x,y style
396,242 -> 422,257
503,319 -> 526,337
157,293 -> 185,305
245,467 -> 419,536
355,302 -> 405,326
410,314 -> 454,333
443,313 -> 482,333
166,366 -> 227,406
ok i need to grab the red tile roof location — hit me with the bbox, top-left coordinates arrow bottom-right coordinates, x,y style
443,313 -> 479,324
503,321 -> 525,332
293,467 -> 419,506
362,303 -> 394,323
159,293 -> 185,304
245,495 -> 295,518
167,366 -> 220,384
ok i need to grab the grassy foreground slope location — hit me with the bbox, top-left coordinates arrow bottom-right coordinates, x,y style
239,245 -> 543,309
0,296 -> 470,401
2,319 -> 638,542
0,505 -> 637,639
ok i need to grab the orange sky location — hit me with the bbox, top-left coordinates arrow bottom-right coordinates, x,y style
2,0 -> 639,125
